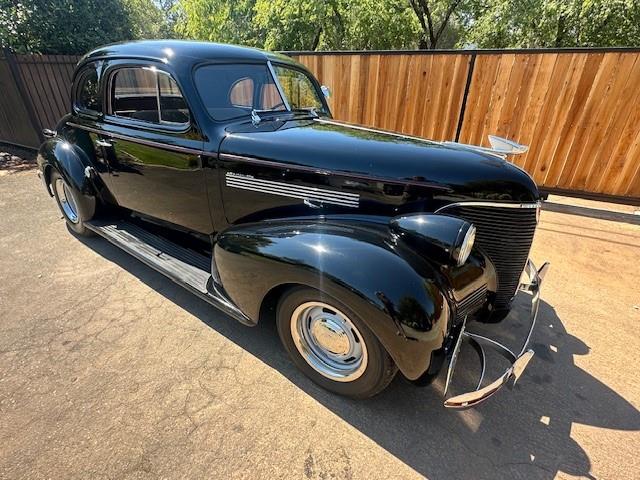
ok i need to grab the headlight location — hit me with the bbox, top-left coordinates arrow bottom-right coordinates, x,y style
389,214 -> 476,267
454,224 -> 476,266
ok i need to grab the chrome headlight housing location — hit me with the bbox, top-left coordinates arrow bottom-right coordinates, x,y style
454,224 -> 476,266
389,214 -> 476,267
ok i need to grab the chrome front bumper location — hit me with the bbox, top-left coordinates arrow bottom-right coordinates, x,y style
443,259 -> 550,409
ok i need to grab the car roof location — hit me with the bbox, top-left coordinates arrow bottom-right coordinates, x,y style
79,40 -> 301,71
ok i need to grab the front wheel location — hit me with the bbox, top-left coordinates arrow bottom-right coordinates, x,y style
51,169 -> 95,236
277,287 -> 397,398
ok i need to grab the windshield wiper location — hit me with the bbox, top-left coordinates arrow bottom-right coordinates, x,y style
290,107 -> 319,118
250,108 -> 319,126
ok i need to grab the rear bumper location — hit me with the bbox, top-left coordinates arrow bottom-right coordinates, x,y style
443,259 -> 550,409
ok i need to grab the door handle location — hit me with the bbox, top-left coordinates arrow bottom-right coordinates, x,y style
96,138 -> 114,148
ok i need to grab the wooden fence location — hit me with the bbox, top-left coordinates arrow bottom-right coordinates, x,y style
0,48 -> 639,202
0,50 -> 80,148
292,49 -> 640,201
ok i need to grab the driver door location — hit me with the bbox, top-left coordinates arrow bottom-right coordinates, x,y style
97,63 -> 213,234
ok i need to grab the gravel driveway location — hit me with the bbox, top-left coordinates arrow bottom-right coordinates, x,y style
1,165 -> 639,479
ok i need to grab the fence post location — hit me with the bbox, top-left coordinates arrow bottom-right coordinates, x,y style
454,52 -> 477,142
3,48 -> 43,144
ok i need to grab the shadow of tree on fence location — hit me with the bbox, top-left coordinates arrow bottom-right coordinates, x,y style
77,233 -> 640,480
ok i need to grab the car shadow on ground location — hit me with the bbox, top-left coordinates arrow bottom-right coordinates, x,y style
78,234 -> 640,480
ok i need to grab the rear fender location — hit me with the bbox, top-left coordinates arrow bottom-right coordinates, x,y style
37,137 -> 96,196
214,219 -> 453,380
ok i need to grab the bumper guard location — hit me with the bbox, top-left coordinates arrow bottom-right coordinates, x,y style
443,259 -> 550,409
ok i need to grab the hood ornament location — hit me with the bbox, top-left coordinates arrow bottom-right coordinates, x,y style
442,135 -> 529,158
251,109 -> 261,127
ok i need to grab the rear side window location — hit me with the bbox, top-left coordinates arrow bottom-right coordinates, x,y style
111,66 -> 189,126
74,65 -> 100,113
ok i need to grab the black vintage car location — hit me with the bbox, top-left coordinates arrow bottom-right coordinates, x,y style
37,40 -> 548,408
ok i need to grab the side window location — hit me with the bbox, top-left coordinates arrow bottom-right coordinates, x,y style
158,73 -> 189,124
111,66 -> 189,126
74,65 -> 100,113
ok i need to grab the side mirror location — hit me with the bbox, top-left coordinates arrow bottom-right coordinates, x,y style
321,85 -> 331,99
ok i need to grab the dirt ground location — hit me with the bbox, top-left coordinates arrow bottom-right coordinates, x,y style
1,161 -> 639,480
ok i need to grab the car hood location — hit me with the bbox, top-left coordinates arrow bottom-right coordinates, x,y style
220,118 -> 539,203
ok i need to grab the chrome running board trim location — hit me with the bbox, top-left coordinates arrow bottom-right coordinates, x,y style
85,219 -> 253,326
443,259 -> 549,409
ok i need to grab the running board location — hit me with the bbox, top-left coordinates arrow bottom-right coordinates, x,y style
85,219 -> 253,325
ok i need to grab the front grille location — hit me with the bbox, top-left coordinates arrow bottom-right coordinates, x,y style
455,285 -> 487,323
442,204 -> 538,307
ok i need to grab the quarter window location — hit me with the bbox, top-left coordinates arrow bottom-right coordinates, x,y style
229,78 -> 254,107
74,65 -> 100,113
111,67 -> 189,126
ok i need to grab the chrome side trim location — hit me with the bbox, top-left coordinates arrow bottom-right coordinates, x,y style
66,122 -> 204,156
267,60 -> 291,111
225,172 -> 359,207
435,201 -> 541,213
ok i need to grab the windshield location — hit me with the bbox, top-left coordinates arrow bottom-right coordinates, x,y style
194,63 -> 325,121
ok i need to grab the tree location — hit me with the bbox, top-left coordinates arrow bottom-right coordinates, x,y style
175,0 -> 264,47
178,0 -> 421,51
253,0 -> 344,50
462,0 -> 640,48
0,0 -> 169,54
125,0 -> 176,39
407,0 -> 466,49
342,0 -> 421,50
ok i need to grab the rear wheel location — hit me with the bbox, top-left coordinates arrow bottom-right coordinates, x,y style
277,287 -> 397,398
51,169 -> 95,236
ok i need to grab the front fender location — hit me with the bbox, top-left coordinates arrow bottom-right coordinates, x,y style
214,219 -> 453,380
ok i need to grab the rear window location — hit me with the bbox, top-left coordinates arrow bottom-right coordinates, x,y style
194,64 -> 285,121
111,66 -> 189,126
74,64 -> 100,113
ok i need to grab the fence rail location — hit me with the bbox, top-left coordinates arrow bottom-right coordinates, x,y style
0,48 -> 638,202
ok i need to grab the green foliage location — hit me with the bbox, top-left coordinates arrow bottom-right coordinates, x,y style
178,0 -> 423,50
0,0 -> 171,54
254,0 -> 340,50
1,0 -> 638,54
125,0 -> 175,40
342,0 -> 421,50
408,0 -> 467,49
462,0 -> 640,48
175,0 -> 264,47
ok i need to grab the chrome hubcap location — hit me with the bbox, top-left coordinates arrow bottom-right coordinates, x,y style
291,301 -> 368,382
54,178 -> 79,223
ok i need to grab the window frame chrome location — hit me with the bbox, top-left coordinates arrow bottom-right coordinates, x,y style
103,61 -> 193,134
266,60 -> 291,112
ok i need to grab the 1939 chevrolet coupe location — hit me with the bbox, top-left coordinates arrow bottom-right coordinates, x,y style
37,41 -> 549,408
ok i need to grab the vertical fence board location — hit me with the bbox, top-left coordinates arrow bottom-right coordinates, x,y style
0,52 -> 40,148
